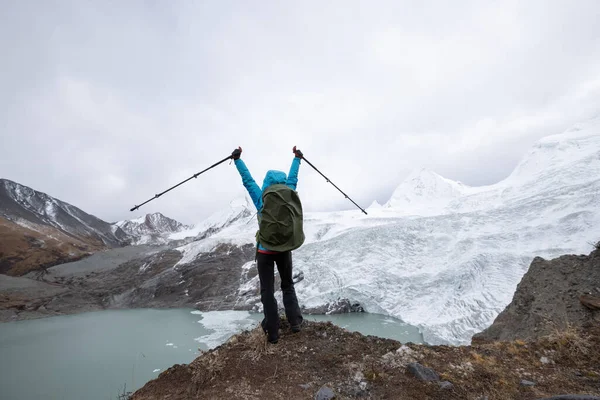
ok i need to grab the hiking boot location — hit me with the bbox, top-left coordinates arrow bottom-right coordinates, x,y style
291,319 -> 304,333
268,335 -> 279,344
261,318 -> 268,334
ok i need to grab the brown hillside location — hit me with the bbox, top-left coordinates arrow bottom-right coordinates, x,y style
0,217 -> 103,276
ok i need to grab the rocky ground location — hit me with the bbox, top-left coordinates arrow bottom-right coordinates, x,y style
0,243 -> 250,322
132,319 -> 600,400
0,274 -> 68,321
474,246 -> 600,342
0,242 -> 363,323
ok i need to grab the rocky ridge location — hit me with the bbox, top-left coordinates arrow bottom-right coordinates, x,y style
114,212 -> 191,245
0,179 -> 128,246
474,244 -> 600,343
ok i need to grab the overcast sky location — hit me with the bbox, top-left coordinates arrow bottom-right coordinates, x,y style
2,0 -> 600,225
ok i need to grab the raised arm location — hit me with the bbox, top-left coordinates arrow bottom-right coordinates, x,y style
286,146 -> 303,191
231,147 -> 262,210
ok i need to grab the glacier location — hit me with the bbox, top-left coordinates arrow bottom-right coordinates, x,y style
172,117 -> 600,345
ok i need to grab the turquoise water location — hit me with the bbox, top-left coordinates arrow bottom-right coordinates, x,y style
0,309 -> 423,400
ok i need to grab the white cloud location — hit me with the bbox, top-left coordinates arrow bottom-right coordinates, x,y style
1,0 -> 599,225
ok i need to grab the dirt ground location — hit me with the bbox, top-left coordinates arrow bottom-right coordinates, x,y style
132,319 -> 600,400
0,217 -> 100,276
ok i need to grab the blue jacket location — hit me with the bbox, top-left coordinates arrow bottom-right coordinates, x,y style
235,157 -> 302,251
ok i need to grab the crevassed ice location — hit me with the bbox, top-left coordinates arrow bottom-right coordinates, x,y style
177,119 -> 600,345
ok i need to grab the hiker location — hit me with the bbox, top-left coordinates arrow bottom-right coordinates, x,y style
231,146 -> 305,344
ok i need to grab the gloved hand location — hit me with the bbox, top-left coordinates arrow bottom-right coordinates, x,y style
231,147 -> 242,160
293,146 -> 303,159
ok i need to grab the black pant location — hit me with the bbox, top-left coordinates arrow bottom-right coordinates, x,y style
256,251 -> 303,339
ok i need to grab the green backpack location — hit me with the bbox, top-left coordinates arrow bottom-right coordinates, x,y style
256,184 -> 305,252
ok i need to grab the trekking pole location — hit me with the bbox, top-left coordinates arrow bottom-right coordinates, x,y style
299,152 -> 368,215
130,154 -> 232,212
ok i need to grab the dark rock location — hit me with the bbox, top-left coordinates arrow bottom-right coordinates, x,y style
473,249 -> 600,343
304,298 -> 364,314
580,294 -> 600,310
520,379 -> 536,387
537,396 -> 600,400
407,362 -> 440,381
438,381 -> 454,390
315,386 -> 336,400
293,271 -> 304,284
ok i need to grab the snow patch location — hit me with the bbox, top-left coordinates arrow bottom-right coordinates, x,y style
44,201 -> 57,219
139,262 -> 151,272
193,310 -> 256,349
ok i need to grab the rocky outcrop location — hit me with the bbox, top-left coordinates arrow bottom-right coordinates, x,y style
107,243 -> 257,312
473,247 -> 600,343
580,294 -> 600,310
303,298 -> 365,314
132,319 -> 600,399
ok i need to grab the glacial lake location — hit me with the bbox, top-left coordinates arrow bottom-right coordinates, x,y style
0,309 -> 423,400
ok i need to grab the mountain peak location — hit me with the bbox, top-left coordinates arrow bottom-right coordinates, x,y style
384,168 -> 464,213
368,200 -> 383,210
115,212 -> 189,244
0,179 -> 129,274
0,178 -> 127,246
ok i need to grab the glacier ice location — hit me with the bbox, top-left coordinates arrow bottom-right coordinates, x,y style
175,117 -> 600,345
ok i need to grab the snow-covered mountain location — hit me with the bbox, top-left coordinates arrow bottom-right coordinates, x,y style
114,212 -> 191,245
367,200 -> 383,210
384,168 -> 467,214
169,196 -> 254,243
0,179 -> 128,246
0,179 -> 133,275
173,117 -> 600,345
